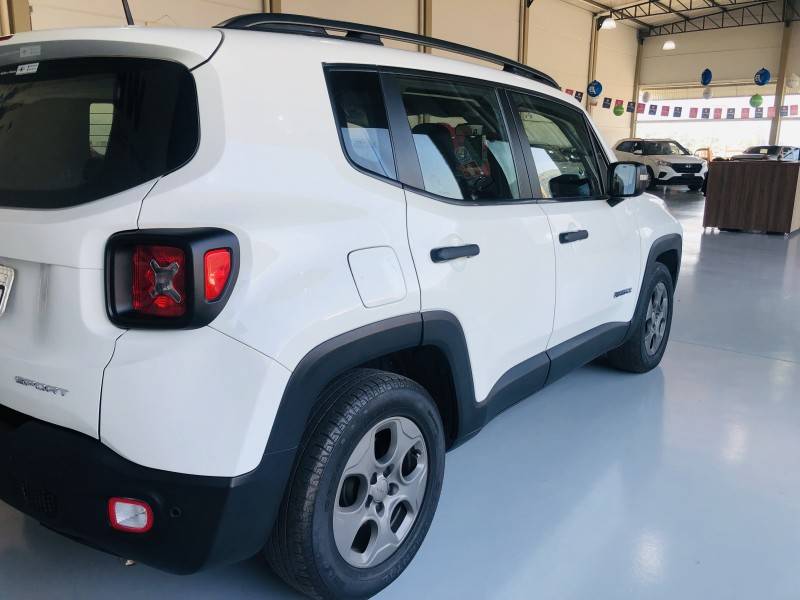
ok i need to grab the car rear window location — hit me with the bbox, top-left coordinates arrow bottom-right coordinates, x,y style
0,57 -> 199,209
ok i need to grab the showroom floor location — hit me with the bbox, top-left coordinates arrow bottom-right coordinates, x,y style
2,189 -> 799,599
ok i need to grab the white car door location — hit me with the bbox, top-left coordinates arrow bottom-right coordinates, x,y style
388,73 -> 556,402
507,91 -> 641,349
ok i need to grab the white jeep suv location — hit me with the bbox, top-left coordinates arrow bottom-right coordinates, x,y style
0,15 -> 681,600
615,138 -> 708,191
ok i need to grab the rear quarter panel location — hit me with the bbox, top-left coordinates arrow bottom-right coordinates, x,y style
136,32 -> 422,371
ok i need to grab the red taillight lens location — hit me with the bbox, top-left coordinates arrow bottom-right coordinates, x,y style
204,248 -> 232,302
131,245 -> 187,317
108,498 -> 154,533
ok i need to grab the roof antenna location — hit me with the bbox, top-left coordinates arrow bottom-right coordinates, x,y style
121,0 -> 135,25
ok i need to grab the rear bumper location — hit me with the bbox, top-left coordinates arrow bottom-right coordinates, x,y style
0,404 -> 293,574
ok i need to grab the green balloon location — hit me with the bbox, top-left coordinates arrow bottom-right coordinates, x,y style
749,94 -> 763,108
613,104 -> 625,116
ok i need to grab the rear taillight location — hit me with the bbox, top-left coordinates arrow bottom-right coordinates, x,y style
105,229 -> 239,329
204,248 -> 232,302
132,245 -> 187,317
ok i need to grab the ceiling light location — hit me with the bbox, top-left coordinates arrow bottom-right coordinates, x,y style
599,15 -> 617,30
662,40 -> 676,50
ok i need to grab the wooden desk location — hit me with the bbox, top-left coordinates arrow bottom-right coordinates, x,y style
704,161 -> 800,234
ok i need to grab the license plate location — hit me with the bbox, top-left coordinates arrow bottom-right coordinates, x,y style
0,265 -> 14,317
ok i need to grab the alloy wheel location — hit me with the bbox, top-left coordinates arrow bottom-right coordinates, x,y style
644,281 -> 669,356
333,416 -> 428,569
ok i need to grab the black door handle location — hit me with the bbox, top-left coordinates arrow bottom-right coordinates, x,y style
559,230 -> 589,244
430,244 -> 480,263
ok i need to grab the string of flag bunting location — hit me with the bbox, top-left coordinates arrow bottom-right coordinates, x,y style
566,67 -> 796,121
562,87 -> 794,120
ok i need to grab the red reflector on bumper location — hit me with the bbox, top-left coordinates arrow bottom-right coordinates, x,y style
108,498 -> 153,533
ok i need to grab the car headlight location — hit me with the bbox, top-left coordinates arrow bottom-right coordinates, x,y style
656,159 -> 671,167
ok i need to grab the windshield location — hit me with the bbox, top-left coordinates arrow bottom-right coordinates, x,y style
743,146 -> 779,156
643,141 -> 689,156
0,57 -> 198,209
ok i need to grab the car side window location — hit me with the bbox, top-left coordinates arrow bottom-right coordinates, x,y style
509,92 -> 602,199
617,141 -> 632,152
393,75 -> 520,201
327,70 -> 396,180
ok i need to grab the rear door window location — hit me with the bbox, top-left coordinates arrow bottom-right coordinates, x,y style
0,57 -> 199,209
393,75 -> 520,202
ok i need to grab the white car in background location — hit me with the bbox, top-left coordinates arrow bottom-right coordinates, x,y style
615,138 -> 708,191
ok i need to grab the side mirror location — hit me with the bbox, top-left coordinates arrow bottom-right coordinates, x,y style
609,162 -> 648,198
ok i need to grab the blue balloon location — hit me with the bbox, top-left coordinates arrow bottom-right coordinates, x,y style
587,80 -> 603,97
754,67 -> 771,86
701,68 -> 712,86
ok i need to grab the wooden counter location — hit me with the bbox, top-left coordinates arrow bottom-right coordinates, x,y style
704,161 -> 800,234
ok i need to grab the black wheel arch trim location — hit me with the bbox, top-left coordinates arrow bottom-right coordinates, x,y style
646,233 -> 682,287
622,232 -> 682,344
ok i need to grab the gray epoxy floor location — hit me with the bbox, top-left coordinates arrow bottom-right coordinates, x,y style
2,189 -> 800,599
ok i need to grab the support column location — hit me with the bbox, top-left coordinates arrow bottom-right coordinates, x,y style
7,0 -> 31,33
587,17 -> 600,114
418,0 -> 431,52
630,35 -> 644,138
0,1 -> 11,36
769,21 -> 793,145
517,0 -> 530,64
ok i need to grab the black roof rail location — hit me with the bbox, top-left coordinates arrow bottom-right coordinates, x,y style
216,13 -> 560,90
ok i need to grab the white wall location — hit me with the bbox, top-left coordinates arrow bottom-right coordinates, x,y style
30,0 -> 260,29
527,0 -> 592,95
640,23 -> 784,86
593,23 -> 640,145
281,0 -> 418,33
431,0 -> 519,60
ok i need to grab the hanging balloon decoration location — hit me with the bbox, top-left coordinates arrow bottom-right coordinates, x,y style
700,68 -> 713,86
787,73 -> 800,90
702,86 -> 713,100
589,96 -> 600,106
613,104 -> 625,116
754,67 -> 771,86
749,94 -> 763,108
642,91 -> 651,103
587,80 -> 603,98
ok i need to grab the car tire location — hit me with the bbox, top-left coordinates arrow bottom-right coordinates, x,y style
606,262 -> 674,373
646,166 -> 657,190
265,368 -> 445,600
